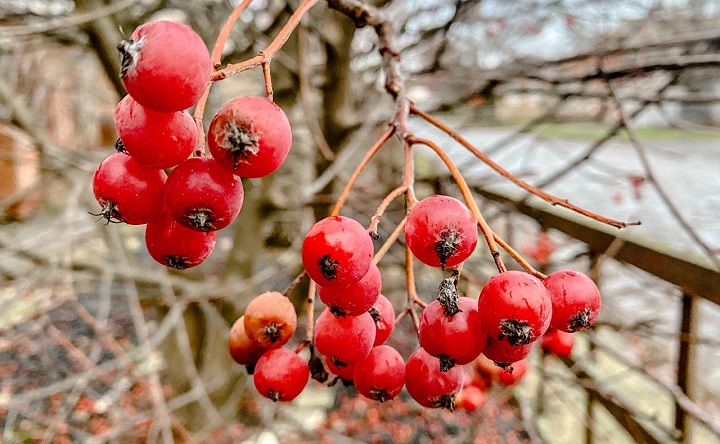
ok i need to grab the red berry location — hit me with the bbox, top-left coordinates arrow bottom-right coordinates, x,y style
456,385 -> 486,412
243,292 -> 297,348
118,20 -> 210,112
325,356 -> 355,381
207,96 -> 292,178
477,271 -> 552,346
497,359 -> 528,386
405,348 -> 464,410
318,262 -> 381,316
370,294 -> 395,346
302,216 -> 374,288
114,95 -> 196,169
314,308 -> 375,365
228,316 -> 267,369
405,195 -> 478,269
92,153 -> 166,225
419,297 -> 485,371
145,212 -> 216,269
544,270 -> 601,332
353,345 -> 405,402
253,347 -> 309,402
540,328 -> 575,358
164,157 -> 244,232
482,335 -> 533,368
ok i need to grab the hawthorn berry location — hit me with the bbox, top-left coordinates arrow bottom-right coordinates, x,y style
369,294 -> 395,346
497,359 -> 528,386
253,347 -> 309,402
353,345 -> 405,402
405,348 -> 464,410
483,335 -> 533,369
145,212 -> 216,269
405,195 -> 478,269
243,292 -> 297,348
92,152 -> 166,225
543,270 -> 601,332
326,356 -> 355,381
318,262 -> 381,316
477,270 -> 552,346
456,385 -> 486,412
164,157 -> 244,232
114,95 -> 196,169
314,308 -> 375,366
419,297 -> 485,371
118,20 -> 210,112
228,315 -> 267,372
208,96 -> 292,178
302,216 -> 374,288
540,328 -> 575,358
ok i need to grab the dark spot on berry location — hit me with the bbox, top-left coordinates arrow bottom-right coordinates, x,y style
435,229 -> 460,270
436,270 -> 462,317
308,352 -> 329,383
185,209 -> 216,232
89,200 -> 123,224
330,357 -> 347,368
163,256 -> 190,270
438,355 -> 457,372
498,319 -> 533,346
262,324 -> 280,343
117,37 -> 144,79
370,388 -> 389,402
115,138 -> 128,154
245,363 -> 256,375
222,122 -> 259,169
430,393 -> 456,411
368,307 -> 382,323
318,254 -> 338,281
568,309 -> 591,332
329,306 -> 346,317
267,390 -> 280,402
494,361 -> 514,373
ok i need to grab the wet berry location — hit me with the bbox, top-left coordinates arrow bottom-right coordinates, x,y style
318,262 -> 381,316
145,212 -> 216,269
253,347 -> 309,402
314,308 -> 375,366
353,345 -> 405,402
405,348 -> 464,410
243,291 -> 297,348
544,270 -> 601,332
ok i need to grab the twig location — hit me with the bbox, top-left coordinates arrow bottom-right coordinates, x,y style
372,216 -> 407,264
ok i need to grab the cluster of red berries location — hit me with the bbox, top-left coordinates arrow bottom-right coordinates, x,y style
229,194 -> 601,410
91,20 -> 292,269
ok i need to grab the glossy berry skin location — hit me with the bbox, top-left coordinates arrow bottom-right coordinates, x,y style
477,271 -> 552,346
118,20 -> 210,112
540,328 -> 575,358
318,262 -> 381,316
228,316 -> 267,368
419,297 -> 485,370
145,212 -> 216,269
325,356 -> 355,381
483,335 -> 533,368
405,348 -> 464,410
114,95 -> 196,169
314,308 -> 376,365
497,359 -> 528,386
243,292 -> 297,348
302,216 -> 374,288
405,195 -> 478,269
92,153 -> 166,225
164,157 -> 244,232
544,270 -> 601,332
253,347 -> 309,402
208,96 -> 292,178
354,346 -> 405,402
370,294 -> 395,346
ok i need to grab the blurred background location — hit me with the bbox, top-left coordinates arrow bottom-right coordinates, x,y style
1,0 -> 720,442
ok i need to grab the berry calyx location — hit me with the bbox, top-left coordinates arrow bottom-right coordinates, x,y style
208,96 -> 293,178
314,308 -> 376,365
302,216 -> 374,288
543,270 -> 601,333
253,347 -> 309,402
325,356 -> 355,382
228,315 -> 268,373
164,157 -> 244,232
405,195 -> 478,269
145,213 -> 216,269
91,153 -> 166,225
405,348 -> 464,410
118,20 -> 210,112
243,292 -> 297,348
369,294 -> 395,346
353,345 -> 405,402
477,270 -> 552,346
318,262 -> 381,316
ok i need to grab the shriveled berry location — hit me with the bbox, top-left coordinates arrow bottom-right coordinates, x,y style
244,292 -> 297,348
497,359 -> 528,386
92,152 -> 166,225
405,348 -> 463,410
370,294 -> 395,346
302,216 -> 374,288
114,95 -> 196,169
354,345 -> 405,402
164,157 -> 244,232
228,316 -> 268,371
314,308 -> 375,366
318,262 -> 381,316
477,271 -> 551,346
253,347 -> 309,402
544,270 -> 601,333
405,195 -> 478,269
419,297 -> 485,371
145,212 -> 216,269
483,335 -> 533,369
540,328 -> 575,358
208,96 -> 292,178
118,20 -> 210,112
325,356 -> 355,381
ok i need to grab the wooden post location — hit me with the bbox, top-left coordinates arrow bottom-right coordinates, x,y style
676,293 -> 697,442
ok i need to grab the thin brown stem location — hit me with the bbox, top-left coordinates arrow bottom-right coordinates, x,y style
493,232 -> 546,279
373,216 -> 407,265
413,297 -> 427,308
282,270 -> 307,296
405,243 -> 420,334
306,280 -> 317,343
368,185 -> 407,237
262,61 -> 274,101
